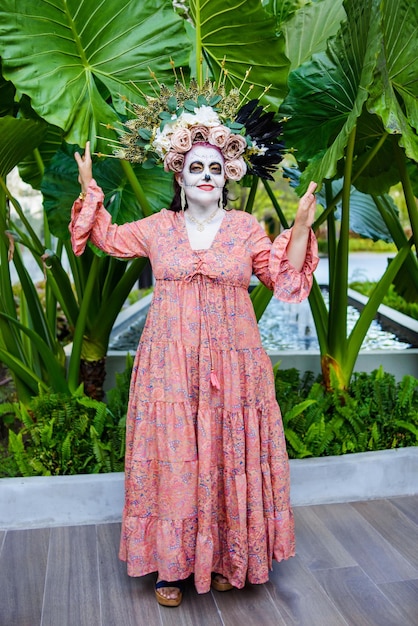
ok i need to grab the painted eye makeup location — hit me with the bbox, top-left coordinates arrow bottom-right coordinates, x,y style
210,163 -> 222,175
189,161 -> 204,173
189,161 -> 223,174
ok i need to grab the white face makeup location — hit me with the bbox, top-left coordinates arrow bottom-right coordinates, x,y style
177,145 -> 225,210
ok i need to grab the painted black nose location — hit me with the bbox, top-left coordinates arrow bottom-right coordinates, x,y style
204,174 -> 211,181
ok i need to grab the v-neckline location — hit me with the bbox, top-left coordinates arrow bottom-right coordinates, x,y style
180,209 -> 227,252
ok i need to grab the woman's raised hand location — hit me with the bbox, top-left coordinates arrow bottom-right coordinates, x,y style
74,141 -> 93,195
294,181 -> 317,230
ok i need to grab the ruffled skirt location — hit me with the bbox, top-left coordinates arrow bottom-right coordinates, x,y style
119,340 -> 295,594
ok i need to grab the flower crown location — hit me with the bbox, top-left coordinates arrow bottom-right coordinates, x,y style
112,76 -> 285,181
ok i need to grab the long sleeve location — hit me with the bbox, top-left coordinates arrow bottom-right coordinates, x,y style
69,179 -> 151,258
251,218 -> 319,303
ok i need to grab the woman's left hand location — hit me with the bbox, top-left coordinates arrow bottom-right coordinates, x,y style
285,181 -> 318,272
294,181 -> 317,230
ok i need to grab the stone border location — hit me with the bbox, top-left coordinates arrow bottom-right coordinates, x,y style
1,447 -> 417,530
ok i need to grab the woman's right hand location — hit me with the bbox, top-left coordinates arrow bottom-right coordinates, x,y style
74,141 -> 93,194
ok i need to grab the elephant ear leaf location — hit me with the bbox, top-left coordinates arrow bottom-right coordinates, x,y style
42,144 -> 174,239
188,0 -> 290,107
0,117 -> 47,178
0,1 -> 191,150
367,0 -> 418,162
327,179 -> 395,243
0,74 -> 15,117
282,0 -> 347,70
279,0 -> 381,190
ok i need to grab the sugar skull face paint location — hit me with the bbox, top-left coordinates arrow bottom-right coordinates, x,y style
177,144 -> 225,208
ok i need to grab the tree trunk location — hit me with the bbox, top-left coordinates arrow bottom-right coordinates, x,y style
79,357 -> 107,401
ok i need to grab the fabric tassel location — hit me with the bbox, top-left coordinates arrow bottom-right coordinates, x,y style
210,371 -> 220,390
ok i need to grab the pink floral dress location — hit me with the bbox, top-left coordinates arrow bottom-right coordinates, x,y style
70,180 -> 318,594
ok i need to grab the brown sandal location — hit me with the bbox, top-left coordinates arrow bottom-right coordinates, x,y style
155,580 -> 184,607
211,573 -> 234,592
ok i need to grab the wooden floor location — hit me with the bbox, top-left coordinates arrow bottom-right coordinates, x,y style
1,496 -> 417,626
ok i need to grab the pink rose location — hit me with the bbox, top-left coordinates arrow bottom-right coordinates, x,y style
164,151 -> 185,173
190,125 -> 210,143
170,128 -> 192,153
223,134 -> 247,159
208,125 -> 231,149
224,157 -> 247,181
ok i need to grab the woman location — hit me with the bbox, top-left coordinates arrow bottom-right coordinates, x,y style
70,83 -> 318,607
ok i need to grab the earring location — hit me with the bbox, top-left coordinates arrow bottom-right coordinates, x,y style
180,187 -> 186,211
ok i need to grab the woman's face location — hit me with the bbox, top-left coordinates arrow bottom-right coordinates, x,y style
177,144 -> 225,209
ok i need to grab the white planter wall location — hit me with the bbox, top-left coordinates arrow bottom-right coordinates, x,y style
1,447 -> 417,530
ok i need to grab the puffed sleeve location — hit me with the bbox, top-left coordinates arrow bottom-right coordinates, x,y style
251,217 -> 319,302
268,228 -> 319,302
69,178 -> 151,258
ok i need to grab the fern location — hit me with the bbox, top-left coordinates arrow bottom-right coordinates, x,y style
398,375 -> 418,410
6,388 -> 125,476
284,428 -> 313,458
8,431 -> 34,476
393,420 -> 418,441
275,367 -> 418,459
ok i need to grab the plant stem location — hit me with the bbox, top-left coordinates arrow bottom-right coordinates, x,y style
67,254 -> 100,392
393,137 -> 418,253
194,0 -> 203,87
262,179 -> 289,228
245,177 -> 259,213
120,160 -> 153,217
328,127 -> 356,363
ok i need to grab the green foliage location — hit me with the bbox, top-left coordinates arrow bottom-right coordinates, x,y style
350,282 -> 418,322
1,0 -> 418,402
275,366 -> 418,458
106,354 -> 133,426
5,386 -> 125,476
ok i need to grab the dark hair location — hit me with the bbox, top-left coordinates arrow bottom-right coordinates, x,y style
168,178 -> 229,212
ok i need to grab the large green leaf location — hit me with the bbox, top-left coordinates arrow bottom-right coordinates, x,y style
0,314 -> 68,393
279,0 -> 381,190
0,117 -> 47,178
282,0 -> 346,70
0,73 -> 15,117
42,144 -> 174,239
328,181 -> 395,243
188,0 -> 290,107
0,0 -> 191,148
344,110 -> 399,194
18,123 -> 64,190
368,0 -> 418,162
262,0 -> 311,25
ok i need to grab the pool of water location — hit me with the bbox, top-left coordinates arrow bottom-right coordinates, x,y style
109,290 -> 412,353
258,295 -> 411,352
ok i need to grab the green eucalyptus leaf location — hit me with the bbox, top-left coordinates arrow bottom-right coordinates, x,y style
227,121 -> 245,132
184,100 -> 198,111
209,95 -> 222,107
167,96 -> 178,112
196,95 -> 208,107
0,0 -> 191,149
